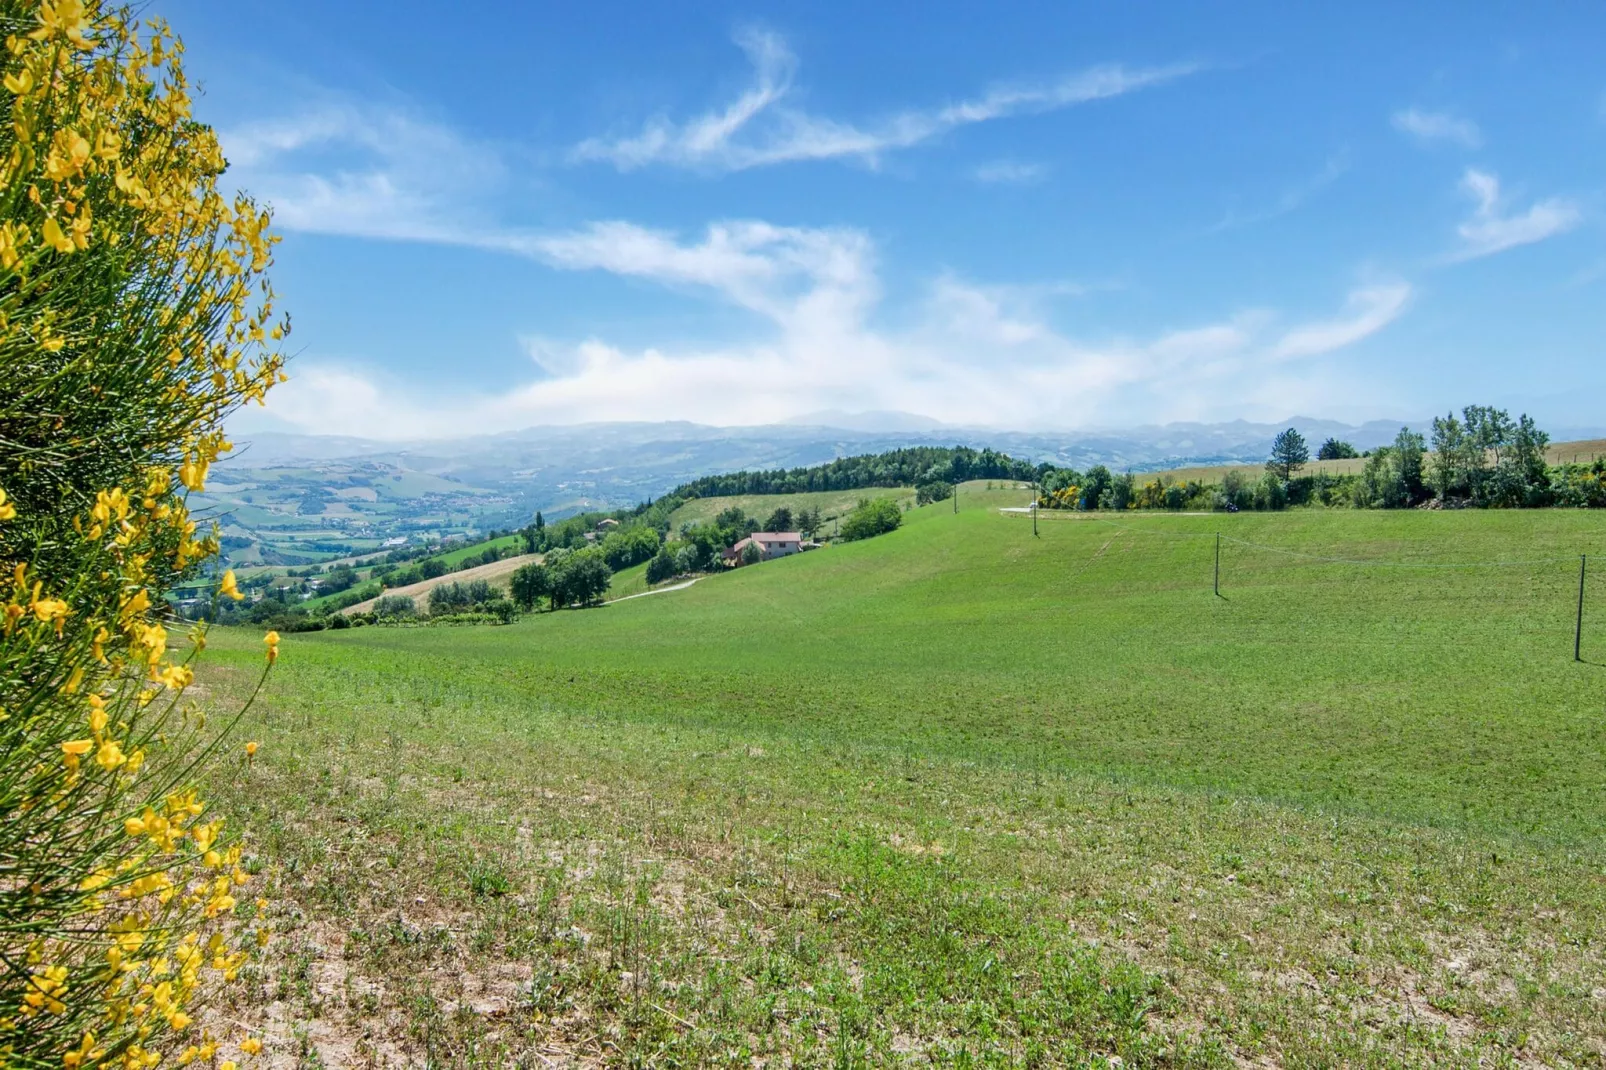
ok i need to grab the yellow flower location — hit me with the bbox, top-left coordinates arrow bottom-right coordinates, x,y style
44,128 -> 93,183
240,1037 -> 262,1055
0,487 -> 14,521
28,583 -> 70,632
62,1031 -> 101,1069
219,569 -> 243,601
95,738 -> 126,771
263,630 -> 279,664
31,0 -> 93,49
244,741 -> 259,757
61,738 -> 94,769
42,216 -> 76,254
178,457 -> 208,491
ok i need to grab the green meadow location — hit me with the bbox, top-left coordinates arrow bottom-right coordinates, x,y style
667,485 -> 915,530
201,489 -> 1606,1066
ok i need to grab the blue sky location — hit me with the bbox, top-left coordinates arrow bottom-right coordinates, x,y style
163,0 -> 1605,437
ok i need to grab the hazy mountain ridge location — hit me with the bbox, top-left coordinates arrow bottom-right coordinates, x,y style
205,416 -> 1606,565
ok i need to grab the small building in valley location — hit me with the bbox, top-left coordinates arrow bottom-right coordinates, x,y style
723,531 -> 803,566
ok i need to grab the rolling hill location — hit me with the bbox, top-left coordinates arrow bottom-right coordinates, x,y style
199,492 -> 1606,1065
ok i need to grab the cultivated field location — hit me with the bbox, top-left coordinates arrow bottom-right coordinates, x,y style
200,495 -> 1606,1066
342,552 -> 541,615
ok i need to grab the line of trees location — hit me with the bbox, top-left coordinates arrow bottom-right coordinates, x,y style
676,446 -> 1038,498
1030,408 -> 1599,513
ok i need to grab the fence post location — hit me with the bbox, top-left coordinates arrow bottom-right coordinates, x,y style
1576,554 -> 1586,662
1215,533 -> 1221,597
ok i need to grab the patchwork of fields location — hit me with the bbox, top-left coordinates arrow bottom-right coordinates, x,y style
201,492 -> 1606,1065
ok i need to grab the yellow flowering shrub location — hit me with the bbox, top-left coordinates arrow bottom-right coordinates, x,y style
0,1 -> 284,1064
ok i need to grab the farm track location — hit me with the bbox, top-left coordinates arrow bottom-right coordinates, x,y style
605,577 -> 702,603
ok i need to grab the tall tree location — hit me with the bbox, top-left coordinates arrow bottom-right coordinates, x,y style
1316,438 -> 1358,460
1266,428 -> 1311,483
1429,413 -> 1470,500
509,562 -> 552,610
1390,427 -> 1427,507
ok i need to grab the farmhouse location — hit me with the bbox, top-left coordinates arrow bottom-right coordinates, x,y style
723,531 -> 803,565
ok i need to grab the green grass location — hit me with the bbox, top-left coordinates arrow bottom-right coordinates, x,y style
432,532 -> 525,569
199,500 -> 1606,1065
669,486 -> 915,531
605,559 -> 653,600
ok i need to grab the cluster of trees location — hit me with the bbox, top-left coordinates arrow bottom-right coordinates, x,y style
840,497 -> 904,541
597,524 -> 661,571
509,549 -> 614,611
1427,406 -> 1551,506
676,446 -> 1037,499
1317,438 -> 1359,460
1037,465 -> 1125,511
1026,407 -> 1583,515
1265,409 -> 1561,510
916,481 -> 954,506
428,580 -> 517,623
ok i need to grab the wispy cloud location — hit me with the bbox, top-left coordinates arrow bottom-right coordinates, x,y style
571,29 -> 1199,172
241,216 -> 1410,438
1272,282 -> 1412,359
1451,168 -> 1580,260
971,159 -> 1049,185
1200,153 -> 1348,235
1391,107 -> 1483,148
220,103 -> 507,242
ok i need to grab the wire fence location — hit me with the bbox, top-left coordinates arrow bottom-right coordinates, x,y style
998,507 -> 1603,661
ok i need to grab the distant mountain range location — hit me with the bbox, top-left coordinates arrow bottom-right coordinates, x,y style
225,413 -> 1606,503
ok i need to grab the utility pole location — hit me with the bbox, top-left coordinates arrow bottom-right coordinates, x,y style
1214,533 -> 1221,597
1576,554 -> 1587,662
953,484 -> 958,514
1032,483 -> 1038,537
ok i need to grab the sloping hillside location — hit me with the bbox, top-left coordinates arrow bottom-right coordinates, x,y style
342,552 -> 540,614
203,501 -> 1606,1065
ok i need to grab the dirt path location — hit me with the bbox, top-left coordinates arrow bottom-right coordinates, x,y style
605,577 -> 701,604
342,553 -> 541,615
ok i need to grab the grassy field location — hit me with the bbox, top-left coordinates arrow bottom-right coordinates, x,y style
199,493 -> 1606,1066
669,486 -> 915,531
434,533 -> 526,569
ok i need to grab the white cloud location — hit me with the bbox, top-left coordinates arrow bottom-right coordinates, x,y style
1451,168 -> 1580,260
571,30 -> 1198,172
1272,282 -> 1412,359
1391,108 -> 1483,148
971,159 -> 1049,185
239,218 -> 1411,438
220,103 -> 505,242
